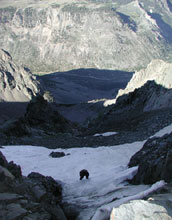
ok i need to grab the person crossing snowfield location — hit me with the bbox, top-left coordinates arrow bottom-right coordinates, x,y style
80,169 -> 89,180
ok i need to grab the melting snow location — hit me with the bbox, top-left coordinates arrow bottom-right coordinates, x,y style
1,123 -> 172,220
94,131 -> 118,137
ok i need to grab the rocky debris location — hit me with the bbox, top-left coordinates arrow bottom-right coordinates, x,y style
88,81 -> 172,136
1,107 -> 172,149
0,49 -> 42,102
0,150 -> 67,220
0,1 -> 172,73
128,132 -> 172,184
49,151 -> 68,158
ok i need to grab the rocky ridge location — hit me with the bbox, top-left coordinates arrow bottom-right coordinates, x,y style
0,48 -> 41,102
0,0 -> 172,72
114,59 -> 172,111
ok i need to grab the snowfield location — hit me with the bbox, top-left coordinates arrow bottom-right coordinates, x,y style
1,124 -> 172,220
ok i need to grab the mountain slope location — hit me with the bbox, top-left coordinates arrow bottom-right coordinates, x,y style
88,59 -> 172,137
0,0 -> 172,72
0,49 -> 41,102
39,69 -> 132,104
115,59 -> 172,111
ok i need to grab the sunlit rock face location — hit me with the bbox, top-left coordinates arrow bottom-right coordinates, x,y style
0,49 -> 41,102
0,0 -> 172,73
115,59 -> 172,111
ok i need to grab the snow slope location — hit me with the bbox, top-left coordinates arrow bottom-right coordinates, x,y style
1,124 -> 172,219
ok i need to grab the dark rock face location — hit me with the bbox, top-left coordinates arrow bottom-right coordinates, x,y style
0,150 -> 67,220
25,95 -> 74,133
28,172 -> 62,203
3,118 -> 30,137
128,132 -> 172,184
2,95 -> 76,138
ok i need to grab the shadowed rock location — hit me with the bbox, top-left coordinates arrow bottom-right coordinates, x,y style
128,132 -> 172,184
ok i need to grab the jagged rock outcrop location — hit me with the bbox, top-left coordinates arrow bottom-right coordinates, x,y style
113,59 -> 172,111
0,150 -> 67,220
128,132 -> 172,184
0,49 -> 41,102
0,0 -> 172,72
25,95 -> 74,133
2,95 -> 76,138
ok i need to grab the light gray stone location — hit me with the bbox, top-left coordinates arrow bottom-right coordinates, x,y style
110,199 -> 172,220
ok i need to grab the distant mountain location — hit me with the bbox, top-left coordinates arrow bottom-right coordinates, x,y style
0,0 -> 172,73
0,49 -> 41,102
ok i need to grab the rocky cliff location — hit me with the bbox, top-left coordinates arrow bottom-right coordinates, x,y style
0,0 -> 172,73
115,59 -> 172,111
0,49 -> 41,102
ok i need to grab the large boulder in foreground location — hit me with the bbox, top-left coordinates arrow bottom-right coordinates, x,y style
128,132 -> 172,184
110,198 -> 172,220
0,150 -> 67,220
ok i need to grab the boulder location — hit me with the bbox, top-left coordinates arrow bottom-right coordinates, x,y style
110,199 -> 172,220
27,172 -> 62,203
49,151 -> 66,158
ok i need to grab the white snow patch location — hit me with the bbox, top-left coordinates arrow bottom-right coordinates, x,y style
151,123 -> 172,138
1,123 -> 172,219
94,131 -> 118,137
